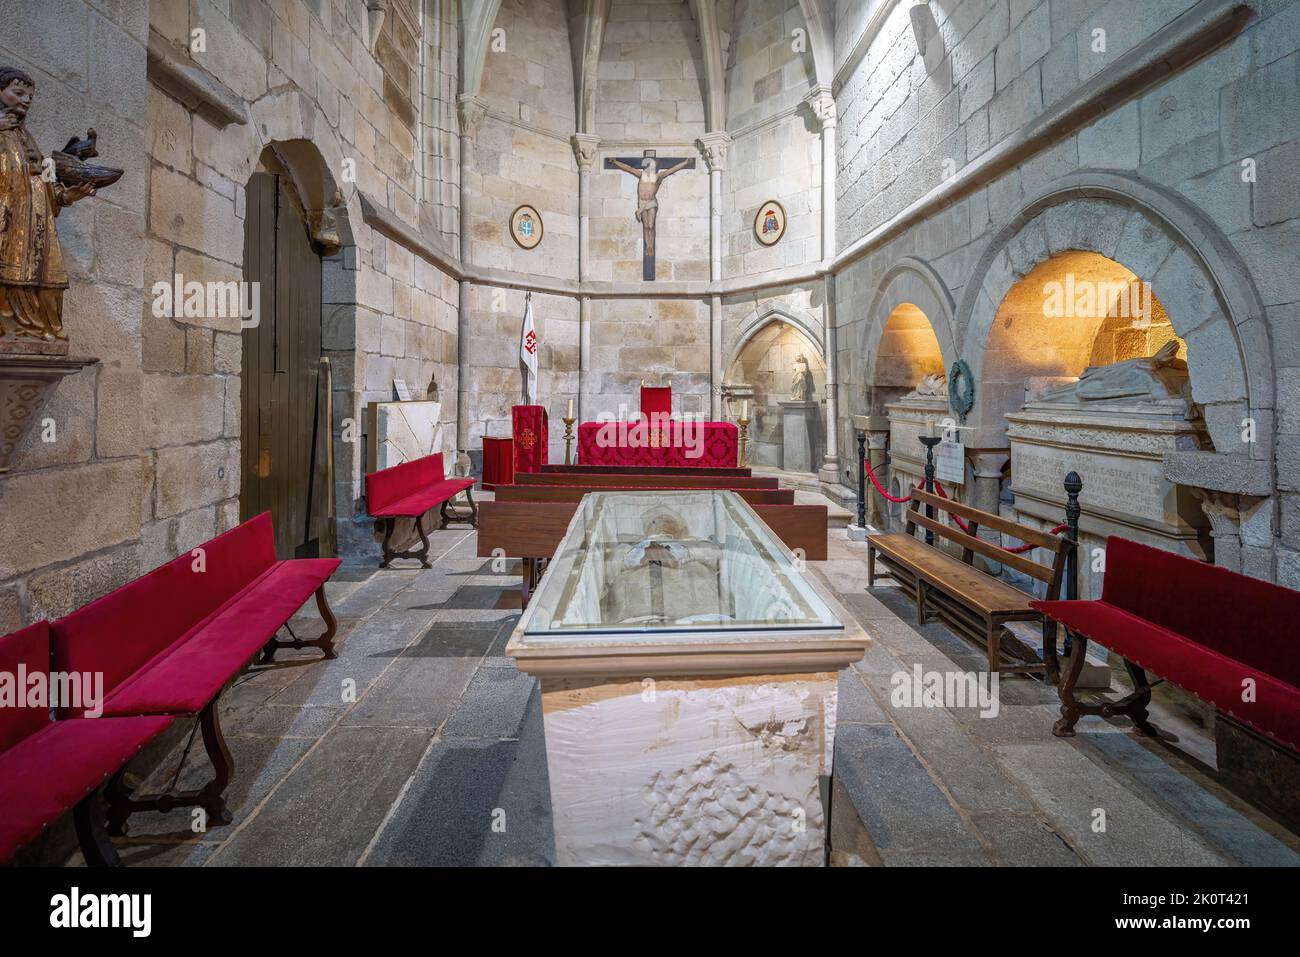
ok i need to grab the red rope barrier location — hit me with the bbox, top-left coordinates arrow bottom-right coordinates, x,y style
863,458 -> 1067,553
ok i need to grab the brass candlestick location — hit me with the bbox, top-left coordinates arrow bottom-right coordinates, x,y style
738,415 -> 750,467
563,415 -> 576,465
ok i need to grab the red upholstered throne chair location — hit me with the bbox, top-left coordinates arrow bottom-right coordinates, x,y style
512,404 -> 548,474
640,382 -> 672,420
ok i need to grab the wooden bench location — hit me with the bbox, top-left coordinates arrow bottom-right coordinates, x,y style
479,497 -> 829,604
514,471 -> 779,489
867,487 -> 1070,676
366,453 -> 477,568
494,483 -> 796,506
0,621 -> 175,866
49,512 -> 340,842
539,464 -> 752,477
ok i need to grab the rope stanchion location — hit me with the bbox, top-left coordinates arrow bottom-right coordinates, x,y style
864,459 -> 912,503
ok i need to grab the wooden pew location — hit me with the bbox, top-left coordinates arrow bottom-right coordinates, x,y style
495,484 -> 796,506
540,464 -> 752,478
478,499 -> 829,603
867,487 -> 1070,676
515,471 -> 779,489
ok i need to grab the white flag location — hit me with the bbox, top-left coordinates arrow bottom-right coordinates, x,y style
520,294 -> 538,403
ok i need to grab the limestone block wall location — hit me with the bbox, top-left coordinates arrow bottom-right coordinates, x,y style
584,299 -> 712,426
460,283 -> 579,465
0,0 -> 150,632
833,0 -> 1300,586
724,0 -> 823,277
595,0 -> 709,141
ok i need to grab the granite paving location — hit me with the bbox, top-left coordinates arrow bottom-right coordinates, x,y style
48,514 -> 1300,868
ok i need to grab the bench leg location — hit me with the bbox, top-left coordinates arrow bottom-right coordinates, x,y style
104,698 -> 235,832
466,486 -> 478,528
197,698 -> 234,827
379,517 -> 396,568
1053,632 -> 1089,737
1122,660 -> 1157,737
916,581 -> 927,626
867,546 -> 876,587
74,788 -> 122,867
260,584 -> 339,662
414,513 -> 432,567
1042,617 -> 1061,686
986,621 -> 1001,674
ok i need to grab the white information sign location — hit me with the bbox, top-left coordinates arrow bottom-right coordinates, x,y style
936,440 -> 965,486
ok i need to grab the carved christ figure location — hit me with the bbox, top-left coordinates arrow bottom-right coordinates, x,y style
0,67 -> 97,347
608,155 -> 690,261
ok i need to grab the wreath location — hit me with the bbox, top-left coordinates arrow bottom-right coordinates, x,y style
948,359 -> 974,423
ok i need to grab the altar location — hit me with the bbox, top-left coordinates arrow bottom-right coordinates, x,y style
506,489 -> 869,866
575,383 -> 738,468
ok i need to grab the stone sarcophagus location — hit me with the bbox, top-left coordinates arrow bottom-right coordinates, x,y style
1005,346 -> 1212,599
507,490 -> 869,866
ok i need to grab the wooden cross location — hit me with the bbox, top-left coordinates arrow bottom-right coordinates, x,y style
604,149 -> 696,281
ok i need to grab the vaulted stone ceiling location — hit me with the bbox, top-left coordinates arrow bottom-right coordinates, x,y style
463,0 -> 836,137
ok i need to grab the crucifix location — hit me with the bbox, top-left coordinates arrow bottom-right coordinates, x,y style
604,149 -> 695,280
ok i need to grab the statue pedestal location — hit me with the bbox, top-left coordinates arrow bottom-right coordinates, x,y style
779,399 -> 820,474
1005,397 -> 1212,599
0,353 -> 97,472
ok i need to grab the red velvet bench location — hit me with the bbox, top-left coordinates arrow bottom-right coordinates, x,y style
50,512 -> 340,835
366,452 -> 477,568
0,621 -> 174,866
1033,536 -> 1300,754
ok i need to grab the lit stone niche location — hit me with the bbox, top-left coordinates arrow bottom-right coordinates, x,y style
725,321 -> 826,470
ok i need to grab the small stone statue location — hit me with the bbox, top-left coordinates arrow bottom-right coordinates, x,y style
914,373 -> 947,397
1038,341 -> 1190,404
426,373 -> 439,401
0,67 -> 109,352
790,354 -> 813,401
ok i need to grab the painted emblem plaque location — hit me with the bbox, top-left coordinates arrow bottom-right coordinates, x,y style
754,200 -> 786,246
510,204 -> 543,249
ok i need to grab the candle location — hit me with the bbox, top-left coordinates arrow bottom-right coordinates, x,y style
567,398 -> 574,419
741,399 -> 749,421
927,416 -> 936,437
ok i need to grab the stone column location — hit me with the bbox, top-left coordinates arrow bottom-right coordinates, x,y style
971,451 -> 1009,574
861,417 -> 891,527
572,134 -> 599,420
698,133 -> 730,421
455,94 -> 485,452
806,88 -> 840,486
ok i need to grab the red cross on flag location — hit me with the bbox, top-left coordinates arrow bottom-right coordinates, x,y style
520,292 -> 538,403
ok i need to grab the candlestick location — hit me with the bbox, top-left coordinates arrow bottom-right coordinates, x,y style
738,415 -> 750,467
563,415 -> 576,466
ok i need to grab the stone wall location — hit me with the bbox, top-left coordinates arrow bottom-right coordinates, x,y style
0,0 -> 150,632
833,0 -> 1300,585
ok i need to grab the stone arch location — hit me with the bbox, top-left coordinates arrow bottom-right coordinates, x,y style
958,171 -> 1273,456
860,255 -> 959,389
725,302 -> 825,376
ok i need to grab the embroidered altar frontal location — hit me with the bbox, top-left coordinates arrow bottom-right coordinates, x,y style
577,421 -> 738,468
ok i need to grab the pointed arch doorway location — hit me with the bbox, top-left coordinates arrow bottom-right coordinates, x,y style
240,171 -> 324,559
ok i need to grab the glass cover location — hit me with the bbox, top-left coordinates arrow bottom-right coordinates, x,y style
521,490 -> 842,639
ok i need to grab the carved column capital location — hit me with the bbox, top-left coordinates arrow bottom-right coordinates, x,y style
804,85 -> 837,130
570,133 -> 600,170
457,94 -> 487,137
695,132 -> 733,173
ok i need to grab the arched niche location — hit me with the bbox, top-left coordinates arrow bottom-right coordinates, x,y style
723,313 -> 826,470
860,256 -> 959,413
959,172 -> 1272,458
977,250 -> 1190,447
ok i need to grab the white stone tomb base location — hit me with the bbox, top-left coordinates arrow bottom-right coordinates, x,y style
538,671 -> 837,867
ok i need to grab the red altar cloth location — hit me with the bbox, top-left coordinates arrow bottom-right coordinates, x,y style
512,405 -> 548,474
577,420 -> 738,468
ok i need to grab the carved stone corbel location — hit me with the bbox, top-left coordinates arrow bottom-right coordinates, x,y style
0,354 -> 98,471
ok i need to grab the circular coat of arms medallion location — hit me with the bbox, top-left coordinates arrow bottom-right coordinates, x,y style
510,205 -> 544,249
754,200 -> 786,246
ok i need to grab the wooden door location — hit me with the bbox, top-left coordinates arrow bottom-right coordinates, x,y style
240,172 -> 323,558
